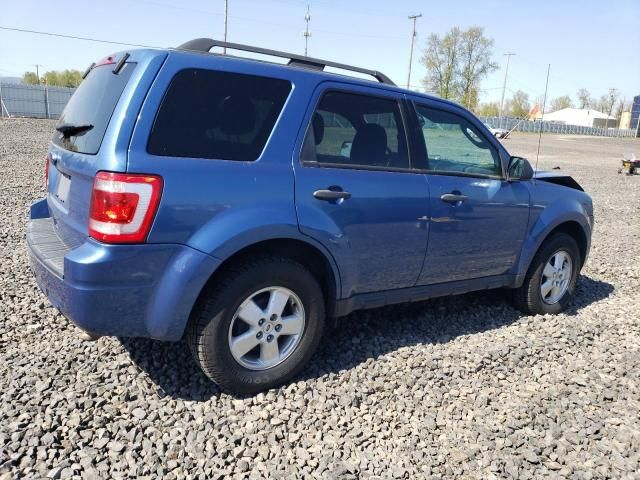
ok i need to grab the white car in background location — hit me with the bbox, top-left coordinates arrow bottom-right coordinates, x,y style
484,122 -> 509,138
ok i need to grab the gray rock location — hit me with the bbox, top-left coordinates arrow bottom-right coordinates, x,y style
523,451 -> 540,464
1,119 -> 639,480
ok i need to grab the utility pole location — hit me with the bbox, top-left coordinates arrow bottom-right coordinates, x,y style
223,0 -> 228,54
303,5 -> 311,56
406,14 -> 422,89
34,64 -> 42,84
499,53 -> 515,117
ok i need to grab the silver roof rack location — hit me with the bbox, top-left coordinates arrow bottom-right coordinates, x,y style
176,38 -> 396,86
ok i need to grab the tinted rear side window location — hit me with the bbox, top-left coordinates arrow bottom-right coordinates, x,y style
148,69 -> 291,161
301,91 -> 410,170
53,63 -> 136,154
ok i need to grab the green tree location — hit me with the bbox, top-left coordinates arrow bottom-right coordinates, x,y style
42,71 -> 60,86
477,102 -> 499,117
59,69 -> 83,87
23,69 -> 83,87
421,26 -> 497,107
457,27 -> 499,109
421,27 -> 462,99
507,90 -> 530,118
550,95 -> 573,112
22,71 -> 39,85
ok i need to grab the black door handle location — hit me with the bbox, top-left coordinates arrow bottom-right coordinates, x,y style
440,193 -> 468,203
313,189 -> 352,201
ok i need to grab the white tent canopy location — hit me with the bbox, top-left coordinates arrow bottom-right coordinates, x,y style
542,108 -> 615,127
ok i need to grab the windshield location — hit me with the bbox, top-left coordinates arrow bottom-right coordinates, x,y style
52,62 -> 136,154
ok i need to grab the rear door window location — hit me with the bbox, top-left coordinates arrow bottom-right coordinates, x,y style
53,62 -> 136,155
147,69 -> 292,161
301,90 -> 410,169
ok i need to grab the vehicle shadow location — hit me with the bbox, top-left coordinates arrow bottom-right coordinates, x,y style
119,275 -> 613,401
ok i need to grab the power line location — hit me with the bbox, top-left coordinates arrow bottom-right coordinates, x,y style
0,26 -> 160,48
499,52 -> 516,118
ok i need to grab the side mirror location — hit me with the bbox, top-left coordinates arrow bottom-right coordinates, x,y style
507,156 -> 534,181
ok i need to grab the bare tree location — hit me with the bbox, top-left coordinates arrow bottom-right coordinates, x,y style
550,95 -> 573,112
604,88 -> 620,117
594,95 -> 608,113
615,98 -> 631,122
457,27 -> 499,110
421,28 -> 462,100
576,88 -> 592,109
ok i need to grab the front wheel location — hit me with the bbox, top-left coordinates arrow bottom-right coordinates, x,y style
187,257 -> 325,394
513,233 -> 580,315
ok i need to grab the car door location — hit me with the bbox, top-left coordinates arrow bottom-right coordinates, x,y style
293,84 -> 430,297
408,99 -> 530,285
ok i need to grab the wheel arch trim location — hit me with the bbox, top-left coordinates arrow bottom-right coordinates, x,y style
514,211 -> 590,287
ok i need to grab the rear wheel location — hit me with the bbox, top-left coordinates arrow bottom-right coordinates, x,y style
187,256 -> 325,394
513,233 -> 580,315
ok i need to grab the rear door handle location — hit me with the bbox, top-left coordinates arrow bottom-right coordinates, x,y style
313,189 -> 352,201
440,193 -> 468,203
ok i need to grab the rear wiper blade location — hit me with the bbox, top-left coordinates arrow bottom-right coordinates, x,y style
56,123 -> 94,138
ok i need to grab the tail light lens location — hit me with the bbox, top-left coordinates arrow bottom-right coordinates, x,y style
89,171 -> 163,243
45,154 -> 50,187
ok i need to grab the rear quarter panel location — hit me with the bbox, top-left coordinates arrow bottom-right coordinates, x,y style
127,52 -> 329,260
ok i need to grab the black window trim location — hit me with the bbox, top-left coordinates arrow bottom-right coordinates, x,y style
299,87 -> 417,174
408,99 -> 506,180
146,67 -> 293,163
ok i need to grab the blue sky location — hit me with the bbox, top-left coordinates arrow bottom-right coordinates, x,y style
1,0 -> 638,106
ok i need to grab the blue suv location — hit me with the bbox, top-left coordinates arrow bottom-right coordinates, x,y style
27,39 -> 593,393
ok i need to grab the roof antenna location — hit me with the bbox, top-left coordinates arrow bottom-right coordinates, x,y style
535,64 -> 551,181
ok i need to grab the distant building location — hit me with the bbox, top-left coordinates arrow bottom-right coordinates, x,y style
620,111 -> 632,130
528,104 -> 543,121
542,108 -> 616,128
631,95 -> 640,131
0,76 -> 22,84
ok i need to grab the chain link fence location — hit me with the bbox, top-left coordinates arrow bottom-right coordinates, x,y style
0,82 -> 75,119
480,116 -> 637,138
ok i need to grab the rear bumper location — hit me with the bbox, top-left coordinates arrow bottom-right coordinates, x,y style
27,199 -> 220,340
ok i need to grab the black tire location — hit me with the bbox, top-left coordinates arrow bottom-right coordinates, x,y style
187,256 -> 325,394
513,233 -> 580,315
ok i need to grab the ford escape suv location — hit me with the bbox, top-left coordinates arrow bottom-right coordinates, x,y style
27,39 -> 593,394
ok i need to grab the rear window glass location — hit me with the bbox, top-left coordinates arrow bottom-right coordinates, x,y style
147,69 -> 292,161
53,62 -> 136,154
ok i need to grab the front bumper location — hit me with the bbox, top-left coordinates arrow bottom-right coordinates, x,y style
27,199 -> 220,340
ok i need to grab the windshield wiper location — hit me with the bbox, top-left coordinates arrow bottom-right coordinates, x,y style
56,123 -> 94,138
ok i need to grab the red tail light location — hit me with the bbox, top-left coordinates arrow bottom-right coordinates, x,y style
89,171 -> 163,244
45,154 -> 50,187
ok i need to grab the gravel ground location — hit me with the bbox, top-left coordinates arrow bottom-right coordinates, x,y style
1,118 -> 639,479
